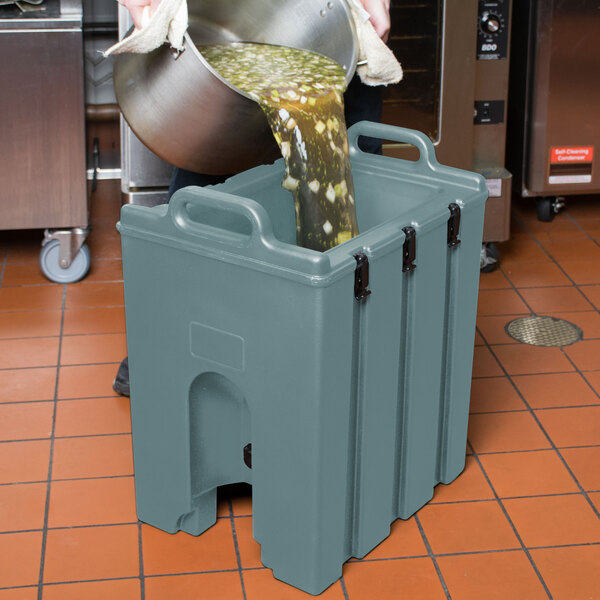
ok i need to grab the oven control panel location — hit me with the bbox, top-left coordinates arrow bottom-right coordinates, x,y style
477,0 -> 509,60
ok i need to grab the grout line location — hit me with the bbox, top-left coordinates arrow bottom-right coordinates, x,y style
30,576 -> 143,589
2,281 -> 124,288
436,541 -> 600,556
340,575 -> 351,600
500,215 -> 587,292
544,352 -> 600,520
507,213 -> 600,316
488,282 -> 600,291
0,282 -> 67,289
467,442 -> 555,600
469,403 -> 600,415
11,400 -> 600,437
474,216 -> 600,589
414,514 -> 452,600
26,406 -> 600,441
466,444 -> 600,455
4,360 -> 599,376
138,520 -> 146,600
556,345 -> 600,405
3,489 -> 600,535
3,540 -> 600,592
477,237 -> 600,517
564,370 -> 600,405
0,432 -> 132,444
471,370 -> 600,379
58,304 -> 125,311
476,327 -> 600,520
0,515 -> 236,533
0,474 -> 134,486
429,490 -> 599,504
0,396 -> 121,406
0,361 -> 122,372
0,248 -> 7,287
146,567 -> 265,579
0,304 -> 125,315
563,211 -> 600,245
0,568 -> 266,593
0,395 -> 125,406
473,337 -> 600,346
1,331 -> 126,342
344,541 -> 600,565
477,440 -> 600,456
1,523 -> 141,535
228,499 -> 248,600
36,285 -> 66,600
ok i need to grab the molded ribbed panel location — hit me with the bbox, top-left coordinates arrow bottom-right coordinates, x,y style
119,124 -> 487,595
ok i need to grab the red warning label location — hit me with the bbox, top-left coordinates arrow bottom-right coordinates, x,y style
551,146 -> 594,163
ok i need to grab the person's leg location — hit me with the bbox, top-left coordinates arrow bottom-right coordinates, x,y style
167,168 -> 232,200
113,357 -> 130,396
343,74 -> 384,155
113,169 -> 233,396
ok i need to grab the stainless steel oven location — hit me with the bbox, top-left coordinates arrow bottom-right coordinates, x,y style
507,0 -> 600,221
383,0 -> 476,169
383,0 -> 513,243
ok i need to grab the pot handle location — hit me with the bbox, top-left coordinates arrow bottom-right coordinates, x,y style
347,121 -> 439,170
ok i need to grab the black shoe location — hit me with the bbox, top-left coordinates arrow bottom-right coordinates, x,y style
113,356 -> 130,397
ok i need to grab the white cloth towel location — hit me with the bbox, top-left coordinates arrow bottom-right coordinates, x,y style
104,0 -> 403,88
104,0 -> 187,56
348,0 -> 403,86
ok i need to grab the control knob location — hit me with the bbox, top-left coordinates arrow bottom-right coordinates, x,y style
481,12 -> 501,34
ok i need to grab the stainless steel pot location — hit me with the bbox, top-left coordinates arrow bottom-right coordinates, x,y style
113,0 -> 358,174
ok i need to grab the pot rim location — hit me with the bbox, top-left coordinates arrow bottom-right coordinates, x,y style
184,29 -> 358,101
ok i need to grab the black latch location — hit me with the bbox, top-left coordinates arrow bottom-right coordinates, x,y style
243,443 -> 252,469
447,203 -> 462,248
402,227 -> 416,272
354,252 -> 372,301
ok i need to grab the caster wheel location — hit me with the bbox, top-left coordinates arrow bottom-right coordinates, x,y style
480,242 -> 499,273
40,240 -> 91,283
536,196 -> 565,222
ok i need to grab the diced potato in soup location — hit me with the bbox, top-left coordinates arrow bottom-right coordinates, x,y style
199,42 -> 359,251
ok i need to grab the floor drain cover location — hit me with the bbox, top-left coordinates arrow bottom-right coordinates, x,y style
505,316 -> 582,347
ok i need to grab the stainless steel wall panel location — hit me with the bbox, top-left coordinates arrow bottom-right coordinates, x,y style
0,27 -> 87,230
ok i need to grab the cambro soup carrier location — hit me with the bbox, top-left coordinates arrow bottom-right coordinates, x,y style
117,123 -> 488,595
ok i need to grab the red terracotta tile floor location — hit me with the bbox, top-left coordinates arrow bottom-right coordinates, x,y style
1,183 -> 599,599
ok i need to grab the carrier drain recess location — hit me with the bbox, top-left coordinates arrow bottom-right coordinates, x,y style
505,316 -> 582,348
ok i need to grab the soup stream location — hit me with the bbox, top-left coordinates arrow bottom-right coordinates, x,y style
199,42 -> 359,252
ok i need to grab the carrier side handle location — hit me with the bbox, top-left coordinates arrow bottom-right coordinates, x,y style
347,121 -> 439,172
167,187 -> 332,274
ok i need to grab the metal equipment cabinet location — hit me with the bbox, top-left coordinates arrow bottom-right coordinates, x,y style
507,0 -> 600,221
0,0 -> 91,282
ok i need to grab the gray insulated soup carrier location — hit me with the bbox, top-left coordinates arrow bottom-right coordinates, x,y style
117,123 -> 488,595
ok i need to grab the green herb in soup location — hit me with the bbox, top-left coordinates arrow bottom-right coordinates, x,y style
199,42 -> 359,251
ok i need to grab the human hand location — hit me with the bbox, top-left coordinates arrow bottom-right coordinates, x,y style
360,0 -> 391,42
118,0 -> 162,29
